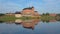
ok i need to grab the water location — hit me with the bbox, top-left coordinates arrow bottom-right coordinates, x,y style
0,19 -> 60,34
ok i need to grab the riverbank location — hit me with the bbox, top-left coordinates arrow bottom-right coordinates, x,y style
41,15 -> 56,21
0,15 -> 57,22
0,15 -> 40,21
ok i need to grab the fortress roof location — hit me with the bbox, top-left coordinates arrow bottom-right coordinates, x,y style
23,7 -> 34,10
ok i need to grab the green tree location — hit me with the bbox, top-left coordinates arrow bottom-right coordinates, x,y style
0,13 -> 5,16
57,14 -> 60,16
46,13 -> 49,15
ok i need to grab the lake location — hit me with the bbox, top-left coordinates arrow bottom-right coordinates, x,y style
0,19 -> 60,34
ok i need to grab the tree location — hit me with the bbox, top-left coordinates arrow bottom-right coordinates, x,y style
46,13 -> 49,15
57,14 -> 60,16
0,13 -> 5,16
42,13 -> 49,16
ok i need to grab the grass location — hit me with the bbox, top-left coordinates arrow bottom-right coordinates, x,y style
0,15 -> 39,21
0,15 -> 16,21
41,15 -> 56,21
0,15 -> 56,22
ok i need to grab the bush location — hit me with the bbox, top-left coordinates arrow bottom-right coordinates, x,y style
0,13 -> 5,16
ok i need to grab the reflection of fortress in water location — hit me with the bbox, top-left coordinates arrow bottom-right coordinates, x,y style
15,19 -> 40,30
0,19 -> 60,30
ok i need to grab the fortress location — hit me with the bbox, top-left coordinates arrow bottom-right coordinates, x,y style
21,6 -> 40,17
15,6 -> 40,18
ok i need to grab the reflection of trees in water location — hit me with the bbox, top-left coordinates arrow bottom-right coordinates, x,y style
0,21 -> 4,23
42,20 -> 49,23
56,16 -> 60,21
41,19 -> 58,23
0,20 -> 15,24
0,19 -> 60,30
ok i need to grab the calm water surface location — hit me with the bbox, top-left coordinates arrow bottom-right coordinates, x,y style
0,19 -> 60,34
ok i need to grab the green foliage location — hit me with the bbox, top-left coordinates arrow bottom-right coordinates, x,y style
0,13 -> 5,16
0,15 -> 16,21
0,14 -> 59,22
41,15 -> 55,21
57,14 -> 60,16
42,13 -> 49,16
46,13 -> 49,15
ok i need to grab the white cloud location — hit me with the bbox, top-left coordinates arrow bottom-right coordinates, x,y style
0,1 -> 22,13
0,0 -> 60,13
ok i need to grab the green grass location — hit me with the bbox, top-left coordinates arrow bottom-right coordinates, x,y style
0,15 -> 16,21
0,15 -> 37,21
0,15 -> 56,22
41,15 -> 56,21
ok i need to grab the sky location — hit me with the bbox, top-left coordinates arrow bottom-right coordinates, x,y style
0,0 -> 60,14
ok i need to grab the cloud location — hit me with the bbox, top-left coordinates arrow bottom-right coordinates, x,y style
0,0 -> 23,13
26,0 -> 60,14
0,0 -> 60,14
0,0 -> 33,13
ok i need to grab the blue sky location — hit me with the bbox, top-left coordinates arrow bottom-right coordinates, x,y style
0,0 -> 60,14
